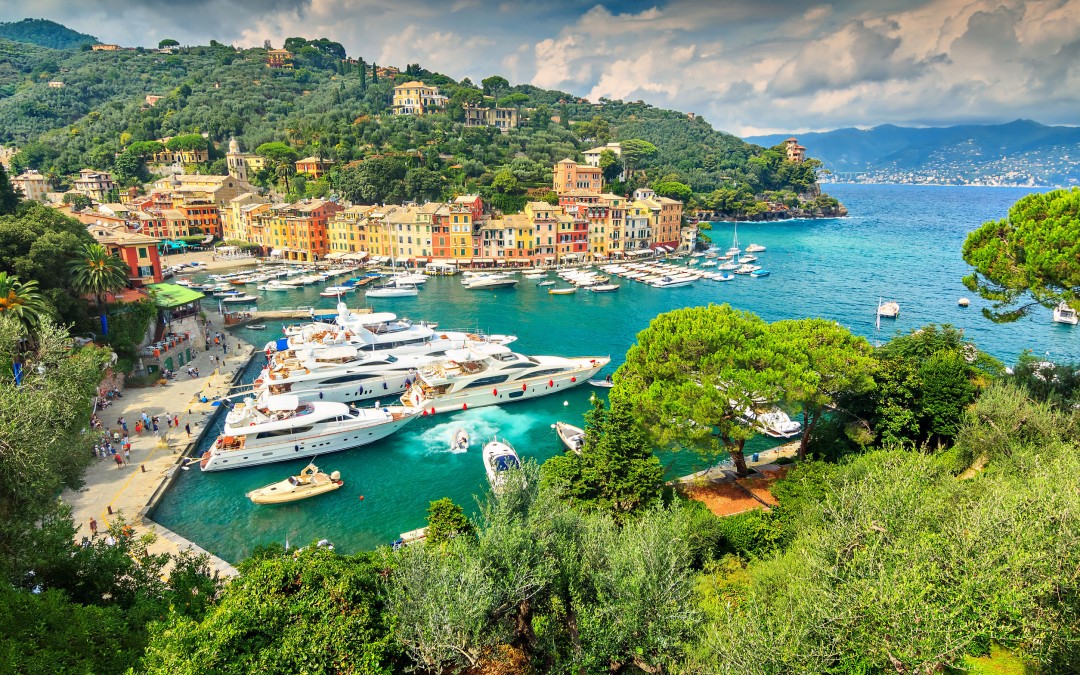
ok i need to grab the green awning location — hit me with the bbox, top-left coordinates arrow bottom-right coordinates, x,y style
147,283 -> 205,308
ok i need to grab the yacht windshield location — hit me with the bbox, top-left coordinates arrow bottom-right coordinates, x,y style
494,455 -> 520,472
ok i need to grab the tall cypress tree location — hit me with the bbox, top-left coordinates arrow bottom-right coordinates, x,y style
0,164 -> 20,216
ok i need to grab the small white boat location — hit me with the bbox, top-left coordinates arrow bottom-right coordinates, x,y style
745,244 -> 766,253
450,428 -> 470,453
483,438 -> 523,494
750,269 -> 771,278
650,276 -> 694,288
715,273 -> 735,282
249,324 -> 267,330
222,294 -> 258,303
465,276 -> 519,290
589,284 -> 619,293
877,300 -> 900,318
367,285 -> 418,298
958,298 -> 970,307
524,273 -> 547,280
739,255 -> 758,263
392,526 -> 428,549
246,463 -> 343,505
555,421 -> 585,454
537,280 -> 556,287
1053,301 -> 1078,325
258,281 -> 292,292
588,378 -> 614,388
549,287 -> 577,295
320,285 -> 355,297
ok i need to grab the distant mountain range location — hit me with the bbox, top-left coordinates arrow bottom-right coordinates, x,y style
746,120 -> 1080,187
0,18 -> 98,50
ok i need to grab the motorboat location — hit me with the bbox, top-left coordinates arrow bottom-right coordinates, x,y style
554,421 -> 585,454
523,272 -> 547,280
750,269 -> 771,278
733,265 -> 759,275
877,300 -> 900,318
589,284 -> 619,293
715,272 -> 735,282
1053,301 -> 1078,325
392,527 -> 429,549
388,272 -> 428,285
739,255 -> 758,263
718,261 -> 739,271
320,285 -> 356,297
740,406 -> 802,439
367,284 -> 418,298
549,287 -> 577,295
537,280 -> 556,287
464,276 -> 518,290
246,463 -> 344,504
249,324 -> 267,330
222,294 -> 258,303
401,343 -> 608,414
200,395 -> 416,471
745,243 -> 766,253
450,428 -> 470,453
649,276 -> 694,288
588,378 -> 614,388
483,438 -> 523,494
258,281 -> 292,292
213,289 -> 242,297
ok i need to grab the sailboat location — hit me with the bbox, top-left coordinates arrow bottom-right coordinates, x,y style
725,223 -> 741,257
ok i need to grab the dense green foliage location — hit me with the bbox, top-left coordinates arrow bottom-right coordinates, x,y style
0,200 -> 94,327
0,18 -> 97,50
962,187 -> 1080,321
0,36 -> 834,215
0,164 -> 17,215
540,395 -> 663,517
691,384 -> 1080,673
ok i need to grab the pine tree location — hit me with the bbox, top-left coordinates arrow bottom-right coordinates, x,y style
371,62 -> 378,84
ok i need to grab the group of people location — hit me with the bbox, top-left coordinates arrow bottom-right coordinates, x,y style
93,430 -> 130,468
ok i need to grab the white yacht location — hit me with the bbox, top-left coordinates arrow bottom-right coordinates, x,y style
367,284 -> 418,298
401,344 -> 608,414
463,275 -> 518,290
1053,301 -> 1078,325
258,280 -> 292,292
745,243 -> 766,253
199,395 -> 416,471
649,276 -> 695,288
265,305 -> 516,356
250,345 -> 440,405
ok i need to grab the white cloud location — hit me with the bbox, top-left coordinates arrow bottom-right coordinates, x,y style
0,0 -> 1077,134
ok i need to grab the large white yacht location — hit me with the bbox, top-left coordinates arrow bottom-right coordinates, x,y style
401,343 -> 608,414
265,304 -> 516,355
199,394 -> 416,471
250,344 -> 438,405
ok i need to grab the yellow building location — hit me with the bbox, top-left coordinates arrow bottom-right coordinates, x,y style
599,192 -> 626,259
392,81 -> 448,115
221,193 -> 269,241
327,205 -> 378,255
12,170 -> 49,203
225,137 -> 265,183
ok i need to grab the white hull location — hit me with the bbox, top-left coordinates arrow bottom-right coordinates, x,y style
261,369 -> 419,406
201,412 -> 415,471
465,279 -> 518,290
406,359 -> 605,414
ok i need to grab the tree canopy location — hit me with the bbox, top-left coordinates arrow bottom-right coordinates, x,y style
962,187 -> 1080,322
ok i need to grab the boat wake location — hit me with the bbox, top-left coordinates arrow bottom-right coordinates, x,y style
414,407 -> 537,455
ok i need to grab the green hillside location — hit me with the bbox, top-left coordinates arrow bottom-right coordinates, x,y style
0,18 -> 97,50
0,35 -> 839,217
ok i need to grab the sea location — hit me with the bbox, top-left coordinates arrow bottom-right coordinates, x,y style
151,184 -> 1077,562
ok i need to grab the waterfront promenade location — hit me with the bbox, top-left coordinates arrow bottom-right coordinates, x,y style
61,309 -> 258,578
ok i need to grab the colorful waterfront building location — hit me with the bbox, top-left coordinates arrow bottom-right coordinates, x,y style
87,222 -> 163,286
295,156 -> 334,180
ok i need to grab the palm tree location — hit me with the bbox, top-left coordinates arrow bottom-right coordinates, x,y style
68,243 -> 130,334
0,272 -> 49,330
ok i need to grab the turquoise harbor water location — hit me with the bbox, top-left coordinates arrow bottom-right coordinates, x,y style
153,184 -> 1077,562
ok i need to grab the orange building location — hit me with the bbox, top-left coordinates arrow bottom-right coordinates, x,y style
553,159 -> 603,195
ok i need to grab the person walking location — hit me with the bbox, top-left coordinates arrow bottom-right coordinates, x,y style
114,454 -> 124,469
89,517 -> 98,538
173,414 -> 179,428
124,447 -> 130,463
135,420 -> 143,435
151,419 -> 158,433
120,418 -> 128,433
185,422 -> 191,438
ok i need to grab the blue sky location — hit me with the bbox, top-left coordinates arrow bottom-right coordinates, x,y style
2,0 -> 1079,135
